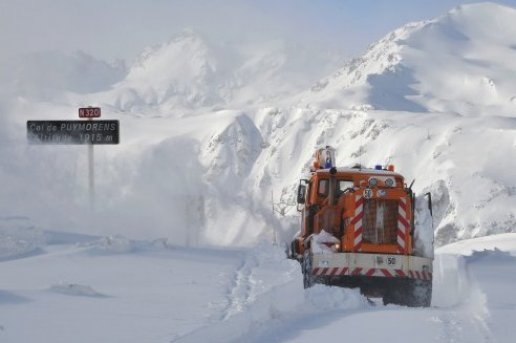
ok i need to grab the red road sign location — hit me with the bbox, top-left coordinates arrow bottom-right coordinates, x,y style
79,107 -> 101,118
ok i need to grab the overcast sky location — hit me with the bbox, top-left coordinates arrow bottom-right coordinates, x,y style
1,0 -> 515,63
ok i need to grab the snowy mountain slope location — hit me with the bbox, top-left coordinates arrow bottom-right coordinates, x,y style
247,2 -> 516,245
300,2 -> 516,115
2,3 -> 516,248
1,105 -> 276,245
109,31 -> 223,111
251,107 -> 516,245
89,31 -> 343,113
87,1 -> 516,247
0,30 -> 342,113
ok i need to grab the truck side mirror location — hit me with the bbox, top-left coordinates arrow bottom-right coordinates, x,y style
297,181 -> 307,204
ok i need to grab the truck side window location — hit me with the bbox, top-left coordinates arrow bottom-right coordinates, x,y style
318,179 -> 328,197
338,180 -> 354,193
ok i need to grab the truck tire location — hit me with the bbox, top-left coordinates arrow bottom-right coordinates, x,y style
302,252 -> 315,288
411,279 -> 432,307
383,279 -> 432,307
290,241 -> 298,260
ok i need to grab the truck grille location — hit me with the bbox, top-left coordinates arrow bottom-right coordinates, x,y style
362,199 -> 398,244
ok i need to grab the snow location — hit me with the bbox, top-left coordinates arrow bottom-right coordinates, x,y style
0,237 -> 302,343
436,233 -> 516,256
309,230 -> 340,254
1,2 -> 516,342
49,283 -> 108,297
414,195 -> 434,258
300,3 -> 516,115
1,232 -> 515,342
5,65 -> 516,246
0,217 -> 44,260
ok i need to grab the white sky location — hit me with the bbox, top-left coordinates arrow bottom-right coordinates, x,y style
1,0 -> 515,63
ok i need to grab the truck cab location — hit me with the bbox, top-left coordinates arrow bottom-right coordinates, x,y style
294,166 -> 411,256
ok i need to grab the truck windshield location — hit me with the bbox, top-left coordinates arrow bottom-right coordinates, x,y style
319,179 -> 354,197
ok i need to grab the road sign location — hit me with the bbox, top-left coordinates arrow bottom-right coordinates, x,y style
27,120 -> 119,145
79,107 -> 101,118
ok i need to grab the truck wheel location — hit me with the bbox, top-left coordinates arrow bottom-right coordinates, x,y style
302,252 -> 315,288
383,279 -> 432,307
290,241 -> 298,260
411,279 -> 432,307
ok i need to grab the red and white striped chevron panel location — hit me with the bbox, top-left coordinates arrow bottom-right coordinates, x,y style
397,197 -> 410,253
351,195 -> 364,251
311,267 -> 432,280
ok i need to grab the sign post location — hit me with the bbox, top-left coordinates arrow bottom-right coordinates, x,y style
79,107 -> 101,213
27,107 -> 119,213
88,141 -> 95,212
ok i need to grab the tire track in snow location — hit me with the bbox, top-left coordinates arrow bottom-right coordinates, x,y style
433,294 -> 492,343
170,244 -> 310,343
222,251 -> 258,321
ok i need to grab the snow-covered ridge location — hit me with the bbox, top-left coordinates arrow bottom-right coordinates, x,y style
96,30 -> 343,113
112,31 -> 222,110
2,3 -> 516,247
306,20 -> 427,110
301,2 -> 516,115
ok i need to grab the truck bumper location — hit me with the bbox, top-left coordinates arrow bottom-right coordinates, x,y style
310,253 -> 433,280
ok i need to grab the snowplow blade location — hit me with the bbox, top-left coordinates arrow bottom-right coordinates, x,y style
303,252 -> 432,307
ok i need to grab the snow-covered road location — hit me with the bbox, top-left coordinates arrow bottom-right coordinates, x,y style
0,232 -> 515,343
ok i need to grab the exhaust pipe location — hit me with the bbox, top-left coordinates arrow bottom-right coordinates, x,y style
328,167 -> 337,206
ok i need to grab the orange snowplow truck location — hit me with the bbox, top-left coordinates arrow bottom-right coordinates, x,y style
290,146 -> 433,307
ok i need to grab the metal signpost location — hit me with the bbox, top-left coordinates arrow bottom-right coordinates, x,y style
27,107 -> 119,212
